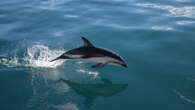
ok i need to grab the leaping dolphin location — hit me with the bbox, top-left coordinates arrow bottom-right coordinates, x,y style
50,37 -> 127,68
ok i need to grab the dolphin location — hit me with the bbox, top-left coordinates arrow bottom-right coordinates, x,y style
50,37 -> 127,68
59,78 -> 128,104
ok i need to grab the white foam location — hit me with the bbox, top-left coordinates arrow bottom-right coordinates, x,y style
0,57 -> 21,67
0,45 -> 66,68
24,45 -> 65,68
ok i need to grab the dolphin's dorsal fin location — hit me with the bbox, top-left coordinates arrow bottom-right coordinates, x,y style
81,36 -> 94,47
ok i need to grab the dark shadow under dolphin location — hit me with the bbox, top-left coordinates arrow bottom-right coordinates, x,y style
58,78 -> 128,104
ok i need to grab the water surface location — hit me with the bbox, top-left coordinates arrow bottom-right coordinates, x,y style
0,0 -> 195,110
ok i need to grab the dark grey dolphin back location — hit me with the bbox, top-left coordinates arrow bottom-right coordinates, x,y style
81,36 -> 94,47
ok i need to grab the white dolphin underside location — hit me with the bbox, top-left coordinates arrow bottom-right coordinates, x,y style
85,57 -> 122,66
67,54 -> 123,67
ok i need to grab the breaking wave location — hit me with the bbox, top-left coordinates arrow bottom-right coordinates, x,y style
0,45 -> 65,68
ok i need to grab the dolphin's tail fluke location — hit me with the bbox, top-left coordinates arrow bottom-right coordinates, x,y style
50,54 -> 71,62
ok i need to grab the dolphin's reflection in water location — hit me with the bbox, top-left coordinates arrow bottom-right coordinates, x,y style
59,78 -> 128,104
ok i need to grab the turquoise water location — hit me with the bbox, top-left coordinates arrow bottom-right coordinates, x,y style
0,0 -> 195,110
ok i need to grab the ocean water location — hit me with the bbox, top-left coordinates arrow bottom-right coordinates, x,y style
0,0 -> 195,110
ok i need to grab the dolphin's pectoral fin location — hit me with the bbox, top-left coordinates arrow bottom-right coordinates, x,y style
91,62 -> 108,68
91,63 -> 102,68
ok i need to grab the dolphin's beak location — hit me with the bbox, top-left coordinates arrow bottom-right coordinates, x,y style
121,63 -> 128,68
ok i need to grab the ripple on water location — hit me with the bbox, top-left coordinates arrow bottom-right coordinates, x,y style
151,26 -> 173,30
173,77 -> 195,104
173,89 -> 195,104
176,20 -> 195,25
136,3 -> 195,18
175,0 -> 190,2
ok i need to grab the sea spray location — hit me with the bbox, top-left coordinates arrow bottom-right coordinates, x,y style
0,45 -> 66,68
